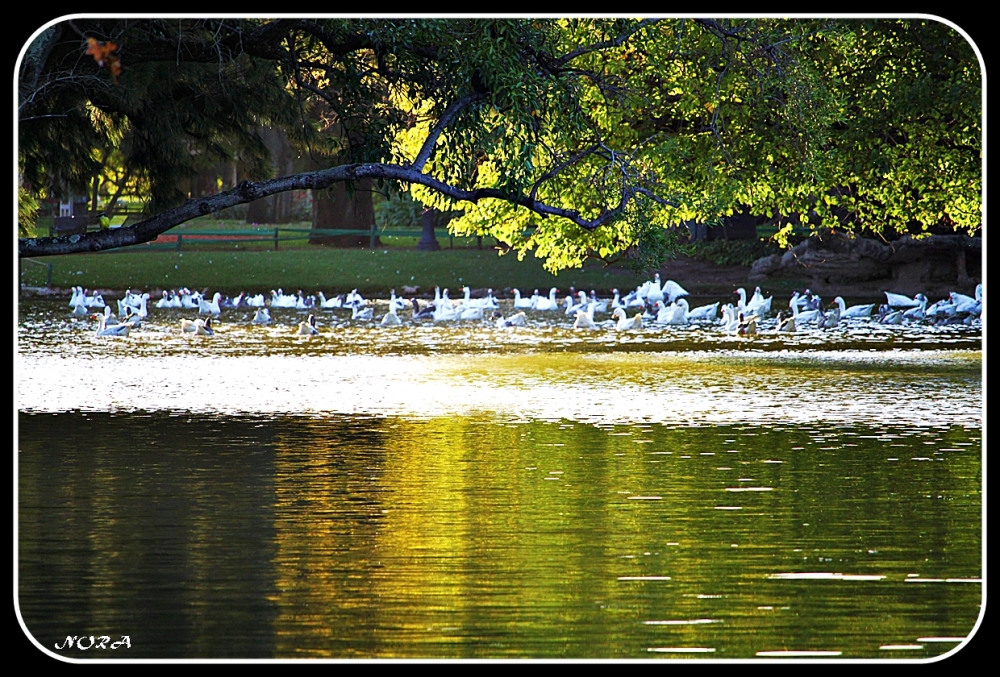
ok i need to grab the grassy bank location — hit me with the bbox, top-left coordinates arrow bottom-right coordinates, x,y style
19,246 -> 651,298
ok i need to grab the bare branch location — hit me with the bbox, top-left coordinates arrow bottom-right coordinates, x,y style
410,92 -> 487,171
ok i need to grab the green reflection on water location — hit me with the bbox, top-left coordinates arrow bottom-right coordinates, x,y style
19,412 -> 981,660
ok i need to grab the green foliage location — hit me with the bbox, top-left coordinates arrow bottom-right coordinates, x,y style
374,193 -> 423,231
19,18 -> 982,265
679,238 -> 783,268
18,186 -> 40,237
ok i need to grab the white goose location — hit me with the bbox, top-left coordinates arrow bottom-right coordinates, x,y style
684,299 -> 721,322
612,307 -> 643,331
252,307 -> 272,324
297,314 -> 319,335
662,279 -> 689,304
878,305 -> 904,324
389,289 -> 408,312
493,310 -> 527,328
95,313 -> 130,337
588,290 -> 608,314
833,296 -> 876,319
156,290 -> 174,309
610,289 -> 625,310
645,274 -> 665,304
735,287 -> 772,317
573,303 -> 599,329
655,300 -> 687,325
902,294 -> 929,321
344,289 -> 365,308
884,291 -> 922,308
380,305 -> 403,326
720,304 -> 740,333
432,299 -> 461,322
69,286 -> 83,307
790,297 -> 822,325
775,312 -> 796,333
179,316 -> 211,336
318,291 -> 343,309
951,286 -> 982,316
270,289 -> 297,308
534,287 -> 560,311
350,303 -> 374,321
512,289 -> 534,309
245,293 -> 266,308
180,289 -> 202,309
198,292 -> 222,316
949,288 -> 979,313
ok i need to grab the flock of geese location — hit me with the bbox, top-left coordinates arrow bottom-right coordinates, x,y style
69,274 -> 983,339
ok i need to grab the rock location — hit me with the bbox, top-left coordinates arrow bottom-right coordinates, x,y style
749,231 -> 981,298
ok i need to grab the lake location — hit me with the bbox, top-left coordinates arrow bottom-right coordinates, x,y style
16,296 -> 983,661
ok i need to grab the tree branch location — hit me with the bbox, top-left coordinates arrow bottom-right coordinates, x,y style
410,92 -> 486,171
19,159 -> 676,257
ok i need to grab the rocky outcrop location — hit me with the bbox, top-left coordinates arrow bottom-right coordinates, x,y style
749,231 -> 982,297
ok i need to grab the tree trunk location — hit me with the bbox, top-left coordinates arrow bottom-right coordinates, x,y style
246,127 -> 296,224
415,208 -> 441,250
310,180 -> 379,247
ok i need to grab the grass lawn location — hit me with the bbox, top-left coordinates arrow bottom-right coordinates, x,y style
19,243 -> 650,297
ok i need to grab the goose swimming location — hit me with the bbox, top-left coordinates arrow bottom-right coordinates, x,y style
884,291 -> 922,308
380,305 -> 403,326
833,296 -> 876,319
612,307 -> 643,331
493,310 -> 527,328
297,314 -> 319,335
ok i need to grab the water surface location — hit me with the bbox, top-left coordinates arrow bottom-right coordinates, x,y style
16,297 -> 983,660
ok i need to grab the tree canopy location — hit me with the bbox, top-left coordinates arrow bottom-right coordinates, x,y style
17,17 -> 983,268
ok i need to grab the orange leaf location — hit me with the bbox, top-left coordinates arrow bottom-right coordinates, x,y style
85,37 -> 121,83
86,37 -> 117,66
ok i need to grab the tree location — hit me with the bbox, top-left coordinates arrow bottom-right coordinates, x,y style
17,18 -> 982,270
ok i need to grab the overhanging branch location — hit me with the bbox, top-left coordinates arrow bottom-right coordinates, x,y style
19,160 -> 676,258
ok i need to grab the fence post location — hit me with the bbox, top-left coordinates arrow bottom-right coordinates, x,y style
274,228 -> 279,251
176,234 -> 182,251
370,223 -> 376,249
46,262 -> 52,287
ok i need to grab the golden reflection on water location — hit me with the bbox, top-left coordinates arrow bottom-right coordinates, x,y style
247,415 -> 981,659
